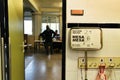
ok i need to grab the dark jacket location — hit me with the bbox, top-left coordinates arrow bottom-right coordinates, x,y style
40,29 -> 56,43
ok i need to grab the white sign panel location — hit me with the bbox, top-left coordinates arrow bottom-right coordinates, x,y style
70,28 -> 102,50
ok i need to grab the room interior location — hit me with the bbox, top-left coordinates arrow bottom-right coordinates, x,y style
23,1 -> 63,80
23,0 -> 62,50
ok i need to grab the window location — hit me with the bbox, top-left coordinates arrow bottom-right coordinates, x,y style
41,15 -> 60,34
41,23 -> 60,34
24,20 -> 32,35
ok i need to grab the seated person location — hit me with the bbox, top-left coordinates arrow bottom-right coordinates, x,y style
54,30 -> 60,40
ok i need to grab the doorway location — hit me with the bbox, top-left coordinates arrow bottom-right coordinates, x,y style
23,0 -> 63,80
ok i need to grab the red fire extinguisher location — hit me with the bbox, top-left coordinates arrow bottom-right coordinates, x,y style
96,64 -> 107,80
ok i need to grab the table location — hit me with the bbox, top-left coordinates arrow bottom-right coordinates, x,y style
34,40 -> 44,53
34,40 -> 62,53
53,40 -> 62,51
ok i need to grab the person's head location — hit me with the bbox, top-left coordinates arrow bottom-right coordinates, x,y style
55,30 -> 58,34
46,25 -> 50,30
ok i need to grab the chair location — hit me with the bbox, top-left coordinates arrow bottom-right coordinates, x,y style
24,34 -> 32,52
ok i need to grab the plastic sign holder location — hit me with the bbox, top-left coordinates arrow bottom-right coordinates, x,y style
70,27 -> 102,51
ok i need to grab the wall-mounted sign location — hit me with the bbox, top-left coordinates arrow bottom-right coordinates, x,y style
70,28 -> 102,50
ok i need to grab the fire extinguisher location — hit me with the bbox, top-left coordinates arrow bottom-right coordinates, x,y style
96,64 -> 107,80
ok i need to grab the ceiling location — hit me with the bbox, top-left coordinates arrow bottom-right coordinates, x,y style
24,0 -> 62,17
35,0 -> 62,8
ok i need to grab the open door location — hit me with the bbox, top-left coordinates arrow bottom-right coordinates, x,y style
8,0 -> 24,80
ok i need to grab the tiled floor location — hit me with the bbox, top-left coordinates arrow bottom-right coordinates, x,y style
25,51 -> 62,80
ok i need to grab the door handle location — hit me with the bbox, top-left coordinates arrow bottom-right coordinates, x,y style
23,42 -> 26,53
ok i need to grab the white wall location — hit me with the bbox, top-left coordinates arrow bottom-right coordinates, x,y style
66,0 -> 120,79
66,28 -> 120,80
67,0 -> 120,23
